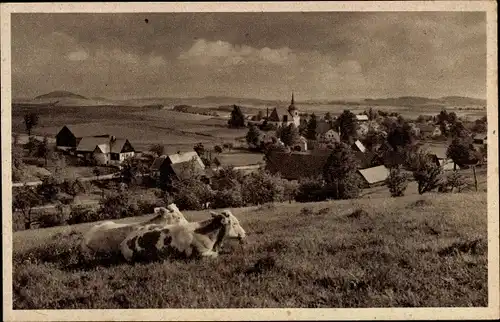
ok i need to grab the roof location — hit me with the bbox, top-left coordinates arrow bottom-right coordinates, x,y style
418,124 -> 436,133
353,140 -> 366,153
356,114 -> 369,121
474,133 -> 487,140
110,139 -> 129,153
316,120 -> 331,135
265,150 -> 330,180
76,136 -> 111,152
169,151 -> 205,168
268,108 -> 281,122
150,155 -> 168,171
358,165 -> 389,185
423,145 -> 447,159
59,124 -> 109,138
439,159 -> 459,170
170,161 -> 205,179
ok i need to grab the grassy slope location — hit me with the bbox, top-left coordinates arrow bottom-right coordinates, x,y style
12,192 -> 487,309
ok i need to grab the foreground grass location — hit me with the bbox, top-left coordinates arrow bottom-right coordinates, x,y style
12,192 -> 487,309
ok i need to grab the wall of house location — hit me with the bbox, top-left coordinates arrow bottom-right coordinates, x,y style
56,127 -> 77,147
93,152 -> 109,165
119,152 -> 135,161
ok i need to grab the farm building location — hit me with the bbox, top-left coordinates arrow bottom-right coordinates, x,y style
55,125 -> 109,150
265,150 -> 330,181
150,151 -> 206,186
356,114 -> 369,122
473,133 -> 487,145
357,165 -> 390,188
75,135 -> 136,166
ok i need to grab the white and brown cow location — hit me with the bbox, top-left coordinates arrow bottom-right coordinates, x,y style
120,210 -> 245,262
81,204 -> 187,255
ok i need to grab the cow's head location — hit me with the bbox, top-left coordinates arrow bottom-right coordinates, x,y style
210,210 -> 246,243
154,206 -> 187,225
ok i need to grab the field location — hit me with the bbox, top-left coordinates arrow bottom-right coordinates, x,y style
12,192 -> 487,309
11,105 -> 247,154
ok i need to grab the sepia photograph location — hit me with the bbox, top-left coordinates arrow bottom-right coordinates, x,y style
1,1 -> 498,321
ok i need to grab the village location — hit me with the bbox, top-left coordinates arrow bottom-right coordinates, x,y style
11,92 -> 488,231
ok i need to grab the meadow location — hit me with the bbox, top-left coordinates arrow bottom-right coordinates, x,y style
12,192 -> 487,309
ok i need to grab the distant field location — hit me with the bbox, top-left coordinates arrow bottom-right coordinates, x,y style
12,192 -> 487,308
11,106 -> 246,153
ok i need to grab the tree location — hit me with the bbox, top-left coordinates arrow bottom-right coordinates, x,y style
12,142 -> 25,182
472,118 -> 487,133
241,170 -> 286,205
37,176 -> 62,203
193,143 -> 205,157
278,124 -> 301,147
412,153 -> 443,194
24,112 -> 39,137
149,144 -> 164,157
449,121 -> 469,138
37,136 -> 50,166
447,138 -> 477,169
13,186 -> 42,230
324,112 -> 333,123
214,145 -> 223,154
120,156 -> 147,186
367,107 -> 377,121
334,110 -> 358,143
386,166 -> 409,197
246,125 -> 262,150
228,105 -> 246,128
363,129 -> 385,152
305,113 -> 318,140
444,170 -> 468,193
323,142 -> 360,199
98,189 -> 131,219
386,121 -> 415,152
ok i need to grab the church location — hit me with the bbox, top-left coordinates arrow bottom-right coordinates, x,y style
265,93 -> 301,128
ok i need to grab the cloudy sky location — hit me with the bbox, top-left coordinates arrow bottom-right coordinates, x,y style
11,12 -> 486,100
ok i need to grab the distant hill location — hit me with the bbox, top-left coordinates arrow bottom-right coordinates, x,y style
34,91 -> 88,100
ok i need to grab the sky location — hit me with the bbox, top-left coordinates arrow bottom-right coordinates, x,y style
11,12 -> 486,100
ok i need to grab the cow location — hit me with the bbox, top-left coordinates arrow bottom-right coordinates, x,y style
81,204 -> 187,255
120,211 -> 236,262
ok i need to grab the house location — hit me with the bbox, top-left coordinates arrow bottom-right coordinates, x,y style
357,165 -> 390,188
356,114 -> 369,122
293,136 -> 308,152
75,135 -> 136,166
319,129 -> 340,143
265,150 -> 330,181
473,133 -> 487,145
265,93 -> 301,128
55,125 -> 108,150
418,124 -> 438,138
150,151 -> 206,186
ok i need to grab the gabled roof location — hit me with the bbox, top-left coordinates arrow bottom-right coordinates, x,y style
58,124 -> 109,138
150,155 -> 167,171
316,120 -> 331,135
169,151 -> 205,168
265,150 -> 330,180
353,140 -> 366,153
110,139 -> 131,153
171,161 -> 205,179
76,136 -> 110,152
358,165 -> 389,185
268,108 -> 281,122
474,133 -> 487,140
356,114 -> 369,121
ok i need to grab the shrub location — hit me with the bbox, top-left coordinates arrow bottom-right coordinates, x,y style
412,155 -> 443,195
241,170 -> 286,205
386,166 -> 409,197
212,187 -> 245,209
170,177 -> 214,211
37,207 -> 69,229
295,177 -> 328,202
443,170 -> 468,193
67,205 -> 99,225
136,199 -> 167,214
37,176 -> 62,203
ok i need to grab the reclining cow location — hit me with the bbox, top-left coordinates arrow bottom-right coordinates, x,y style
120,210 -> 246,262
81,204 -> 187,256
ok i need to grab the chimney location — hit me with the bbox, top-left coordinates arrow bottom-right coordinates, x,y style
110,135 -> 116,142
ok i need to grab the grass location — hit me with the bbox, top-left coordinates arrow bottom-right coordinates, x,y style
12,192 -> 487,309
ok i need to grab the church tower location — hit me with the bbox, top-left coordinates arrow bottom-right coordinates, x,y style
287,92 -> 300,127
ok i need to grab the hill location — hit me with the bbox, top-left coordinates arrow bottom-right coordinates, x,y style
12,192 -> 487,308
34,91 -> 88,100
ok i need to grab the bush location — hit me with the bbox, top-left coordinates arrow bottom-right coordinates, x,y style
295,177 -> 328,202
37,176 -> 62,203
212,187 -> 245,209
136,199 -> 167,214
386,166 -> 409,197
170,178 -> 214,211
98,190 -> 132,220
412,155 -> 443,195
67,205 -> 100,225
37,209 -> 69,229
443,170 -> 468,193
241,170 -> 286,205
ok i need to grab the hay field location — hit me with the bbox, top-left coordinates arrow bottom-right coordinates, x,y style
12,192 -> 487,309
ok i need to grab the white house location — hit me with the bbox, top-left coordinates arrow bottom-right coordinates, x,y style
76,135 -> 135,166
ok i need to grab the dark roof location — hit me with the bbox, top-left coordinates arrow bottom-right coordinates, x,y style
268,108 -> 281,122
315,120 -> 331,135
150,155 -> 168,171
265,150 -> 330,180
76,136 -> 110,152
58,124 -> 109,138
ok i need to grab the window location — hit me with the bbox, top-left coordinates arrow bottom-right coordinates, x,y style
111,153 -> 119,161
